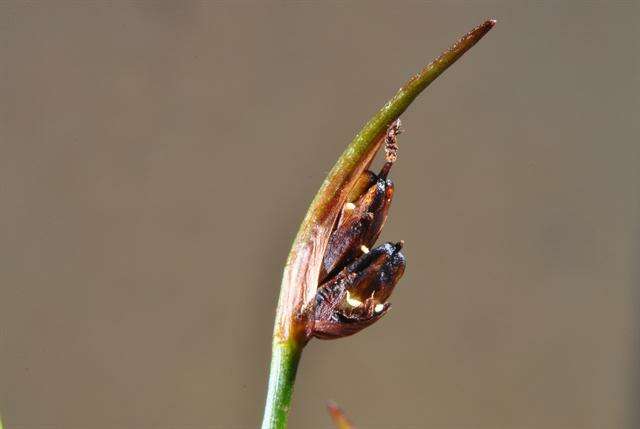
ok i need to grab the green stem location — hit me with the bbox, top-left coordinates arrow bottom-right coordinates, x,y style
261,340 -> 303,429
261,19 -> 495,429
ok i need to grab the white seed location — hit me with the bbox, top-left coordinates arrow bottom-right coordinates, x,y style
374,303 -> 385,313
360,245 -> 370,254
346,291 -> 363,307
344,202 -> 356,210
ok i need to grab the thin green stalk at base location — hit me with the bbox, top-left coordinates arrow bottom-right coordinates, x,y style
261,340 -> 302,429
261,19 -> 496,429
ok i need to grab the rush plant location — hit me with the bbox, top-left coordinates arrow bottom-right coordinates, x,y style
261,19 -> 496,429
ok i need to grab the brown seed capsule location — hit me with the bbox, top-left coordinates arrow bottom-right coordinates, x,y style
319,165 -> 395,282
319,120 -> 401,283
313,242 -> 405,340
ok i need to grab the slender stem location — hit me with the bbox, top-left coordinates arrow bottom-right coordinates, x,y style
261,19 -> 495,429
261,340 -> 303,429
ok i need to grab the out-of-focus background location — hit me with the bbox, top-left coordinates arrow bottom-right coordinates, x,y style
1,2 -> 638,428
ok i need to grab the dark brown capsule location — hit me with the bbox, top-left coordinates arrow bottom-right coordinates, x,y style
319,120 -> 401,283
319,163 -> 395,282
313,242 -> 405,340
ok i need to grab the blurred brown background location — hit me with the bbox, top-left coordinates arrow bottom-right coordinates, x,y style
1,1 -> 638,428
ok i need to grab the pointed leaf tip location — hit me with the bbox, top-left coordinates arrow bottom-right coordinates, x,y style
327,402 -> 356,429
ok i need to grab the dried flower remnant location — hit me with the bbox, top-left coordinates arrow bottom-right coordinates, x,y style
313,122 -> 406,339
